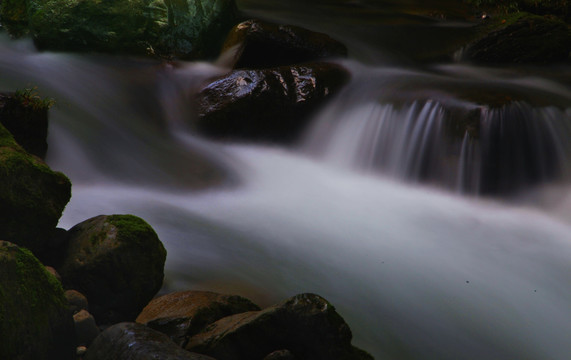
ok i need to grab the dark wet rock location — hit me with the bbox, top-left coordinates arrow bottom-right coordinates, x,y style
19,0 -> 237,59
0,241 -> 76,360
137,290 -> 260,347
58,214 -> 167,325
74,309 -> 100,347
0,91 -> 49,158
85,322 -> 216,360
464,13 -> 571,64
196,62 -> 350,143
65,289 -> 89,315
186,293 -> 373,360
45,265 -> 62,282
0,122 -> 71,256
221,19 -> 348,69
264,349 -> 297,360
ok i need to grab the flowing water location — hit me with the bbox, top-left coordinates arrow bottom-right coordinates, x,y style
1,1 -> 571,359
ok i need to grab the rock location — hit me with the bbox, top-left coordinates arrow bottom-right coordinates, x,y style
23,0 -> 237,59
137,290 -> 260,346
65,289 -> 89,314
0,91 -> 50,159
221,19 -> 348,69
74,309 -> 100,347
0,122 -> 71,256
0,241 -> 75,360
45,265 -> 62,282
464,13 -> 571,64
58,214 -> 167,325
85,322 -> 216,360
264,350 -> 297,360
196,62 -> 350,143
186,293 -> 373,360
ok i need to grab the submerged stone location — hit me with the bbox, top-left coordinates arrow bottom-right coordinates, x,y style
58,214 -> 167,325
22,0 -> 237,58
221,19 -> 348,69
464,13 -> 571,64
137,290 -> 260,346
0,241 -> 75,360
196,62 -> 350,143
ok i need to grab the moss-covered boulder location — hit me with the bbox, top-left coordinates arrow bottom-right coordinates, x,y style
186,293 -> 373,360
196,62 -> 350,143
0,90 -> 52,159
0,122 -> 71,256
0,241 -> 75,360
464,12 -> 571,64
85,322 -> 216,360
137,290 -> 260,346
58,214 -> 167,325
14,0 -> 237,59
221,19 -> 348,69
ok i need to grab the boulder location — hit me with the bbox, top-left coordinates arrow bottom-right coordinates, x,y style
0,241 -> 75,360
0,122 -> 71,256
0,91 -> 50,159
264,350 -> 297,360
85,322 -> 216,360
465,13 -> 571,64
196,62 -> 350,143
137,290 -> 260,346
58,214 -> 167,325
23,0 -> 237,59
221,19 -> 348,69
186,293 -> 373,360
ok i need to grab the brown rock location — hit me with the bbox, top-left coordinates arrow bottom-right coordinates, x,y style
73,309 -> 100,346
137,290 -> 260,347
221,19 -> 347,69
186,293 -> 373,360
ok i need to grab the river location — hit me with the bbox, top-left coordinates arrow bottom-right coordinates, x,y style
1,1 -> 570,359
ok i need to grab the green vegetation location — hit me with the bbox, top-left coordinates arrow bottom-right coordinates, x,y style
14,87 -> 55,111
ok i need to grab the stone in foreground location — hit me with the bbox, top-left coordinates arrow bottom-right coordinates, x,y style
85,322 -> 216,360
186,293 -> 373,360
137,290 -> 260,346
58,214 -> 167,325
0,241 -> 75,360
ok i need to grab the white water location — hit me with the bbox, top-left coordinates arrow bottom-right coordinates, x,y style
1,24 -> 571,360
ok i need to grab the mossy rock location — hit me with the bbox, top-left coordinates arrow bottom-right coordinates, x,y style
186,293 -> 373,360
0,123 -> 71,256
0,91 -> 51,159
58,214 -> 167,325
0,241 -> 75,360
21,0 -> 237,59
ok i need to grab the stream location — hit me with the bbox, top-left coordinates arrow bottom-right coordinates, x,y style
1,1 -> 570,359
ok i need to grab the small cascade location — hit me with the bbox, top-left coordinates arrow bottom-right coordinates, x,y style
304,95 -> 571,195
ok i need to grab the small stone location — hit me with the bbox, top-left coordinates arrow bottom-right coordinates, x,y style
76,346 -> 87,356
74,310 -> 100,347
65,289 -> 89,314
45,266 -> 62,282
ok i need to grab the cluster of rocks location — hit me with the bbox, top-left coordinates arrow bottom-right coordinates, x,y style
0,91 -> 373,359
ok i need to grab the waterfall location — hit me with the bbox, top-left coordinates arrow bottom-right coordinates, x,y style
303,64 -> 571,196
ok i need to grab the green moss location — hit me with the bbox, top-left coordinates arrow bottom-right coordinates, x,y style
0,242 -> 72,359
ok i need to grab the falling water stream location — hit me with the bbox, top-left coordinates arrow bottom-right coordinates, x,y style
1,1 -> 571,359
